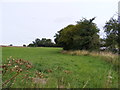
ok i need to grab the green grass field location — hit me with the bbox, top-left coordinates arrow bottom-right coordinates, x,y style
2,47 -> 118,88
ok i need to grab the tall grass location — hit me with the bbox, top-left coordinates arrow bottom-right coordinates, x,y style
61,50 -> 119,88
2,47 -> 119,88
61,50 -> 119,70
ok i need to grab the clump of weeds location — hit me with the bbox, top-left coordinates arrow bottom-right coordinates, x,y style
2,56 -> 48,88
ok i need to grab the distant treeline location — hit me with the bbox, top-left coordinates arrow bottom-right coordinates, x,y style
27,38 -> 59,47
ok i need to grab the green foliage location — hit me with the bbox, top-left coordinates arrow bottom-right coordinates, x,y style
104,18 -> 119,53
28,38 -> 55,47
99,38 -> 106,47
55,25 -> 75,50
54,18 -> 100,51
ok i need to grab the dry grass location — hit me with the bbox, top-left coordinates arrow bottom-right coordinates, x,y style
61,50 -> 89,56
61,50 -> 119,67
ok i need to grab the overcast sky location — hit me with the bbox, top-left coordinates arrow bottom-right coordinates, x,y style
0,0 -> 119,46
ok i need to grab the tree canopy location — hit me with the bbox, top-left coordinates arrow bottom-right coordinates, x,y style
54,18 -> 100,51
104,18 -> 120,53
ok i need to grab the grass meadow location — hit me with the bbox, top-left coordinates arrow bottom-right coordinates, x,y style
2,47 -> 118,88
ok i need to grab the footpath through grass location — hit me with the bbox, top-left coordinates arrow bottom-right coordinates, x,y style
2,47 -> 118,88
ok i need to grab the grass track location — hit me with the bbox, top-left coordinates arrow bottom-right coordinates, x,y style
2,47 -> 118,88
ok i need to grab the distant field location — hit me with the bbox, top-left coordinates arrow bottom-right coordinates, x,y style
2,47 -> 118,88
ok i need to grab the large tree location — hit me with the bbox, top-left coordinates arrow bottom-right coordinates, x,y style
54,18 -> 100,51
54,25 -> 75,50
104,18 -> 119,53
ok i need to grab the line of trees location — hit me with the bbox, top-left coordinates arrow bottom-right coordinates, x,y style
27,38 -> 55,47
27,17 -> 120,54
54,17 -> 119,53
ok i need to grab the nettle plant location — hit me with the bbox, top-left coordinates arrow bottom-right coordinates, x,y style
2,56 -> 46,88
